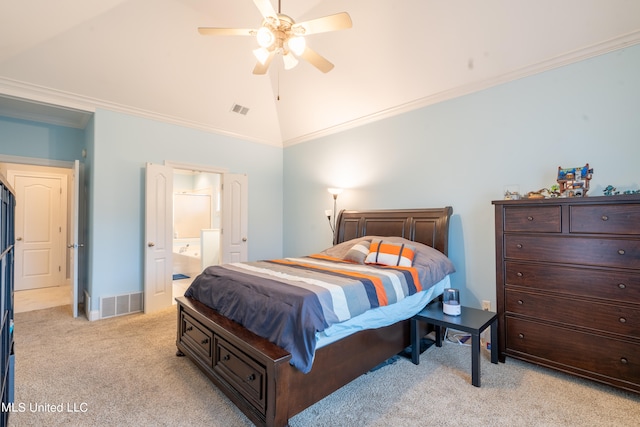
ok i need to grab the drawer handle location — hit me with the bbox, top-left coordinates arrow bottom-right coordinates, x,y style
618,249 -> 625,255
223,354 -> 230,361
518,333 -> 524,339
201,338 -> 209,345
517,300 -> 524,305
516,244 -> 523,249
601,215 -> 609,221
527,216 -> 534,221
516,272 -> 523,277
186,326 -> 193,332
620,357 -> 628,365
246,374 -> 256,382
619,317 -> 627,324
618,283 -> 626,289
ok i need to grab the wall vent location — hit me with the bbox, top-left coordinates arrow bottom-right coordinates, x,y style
230,103 -> 249,115
100,292 -> 143,319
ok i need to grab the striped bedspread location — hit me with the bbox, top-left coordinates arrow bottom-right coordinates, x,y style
184,255 -> 423,373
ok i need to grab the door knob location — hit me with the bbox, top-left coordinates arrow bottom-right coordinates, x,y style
148,242 -> 155,247
16,237 -> 23,241
242,237 -> 247,242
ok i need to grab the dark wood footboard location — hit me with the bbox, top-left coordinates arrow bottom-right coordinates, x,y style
177,296 -> 292,427
177,295 -> 424,426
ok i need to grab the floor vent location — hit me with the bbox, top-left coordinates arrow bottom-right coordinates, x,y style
100,292 -> 143,319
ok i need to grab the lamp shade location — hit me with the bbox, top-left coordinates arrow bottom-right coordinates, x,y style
282,52 -> 299,70
256,26 -> 275,48
253,47 -> 271,65
288,36 -> 306,56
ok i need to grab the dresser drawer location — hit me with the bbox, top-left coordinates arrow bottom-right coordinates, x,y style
504,235 -> 640,269
570,204 -> 640,235
503,206 -> 561,233
214,336 -> 267,414
506,289 -> 640,338
505,261 -> 640,303
506,317 -> 640,387
180,313 -> 213,361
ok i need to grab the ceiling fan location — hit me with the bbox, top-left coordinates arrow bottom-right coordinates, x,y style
198,0 -> 352,74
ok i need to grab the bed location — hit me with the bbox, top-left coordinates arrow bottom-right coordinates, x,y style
175,207 -> 453,427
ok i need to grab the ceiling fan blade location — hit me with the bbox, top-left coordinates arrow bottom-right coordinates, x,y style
198,27 -> 254,36
253,0 -> 279,24
252,51 -> 276,75
299,47 -> 334,73
296,12 -> 352,35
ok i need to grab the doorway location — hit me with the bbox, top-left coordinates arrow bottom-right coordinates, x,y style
171,169 -> 222,301
0,161 -> 78,314
144,162 -> 248,313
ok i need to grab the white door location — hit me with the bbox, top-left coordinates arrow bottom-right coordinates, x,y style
221,174 -> 248,263
68,160 -> 83,317
13,174 -> 65,290
144,163 -> 173,313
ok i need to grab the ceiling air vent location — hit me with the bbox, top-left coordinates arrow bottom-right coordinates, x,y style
230,103 -> 249,116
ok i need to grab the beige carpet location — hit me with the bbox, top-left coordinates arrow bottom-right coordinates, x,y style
8,305 -> 640,427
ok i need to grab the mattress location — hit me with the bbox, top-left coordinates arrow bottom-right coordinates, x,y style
316,274 -> 450,349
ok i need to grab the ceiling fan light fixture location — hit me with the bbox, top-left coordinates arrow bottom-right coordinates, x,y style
288,36 -> 306,56
198,3 -> 352,75
256,26 -> 275,48
282,52 -> 299,70
253,47 -> 271,65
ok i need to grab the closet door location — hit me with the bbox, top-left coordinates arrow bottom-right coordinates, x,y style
13,174 -> 64,290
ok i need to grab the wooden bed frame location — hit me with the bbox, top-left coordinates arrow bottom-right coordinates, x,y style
176,207 -> 453,427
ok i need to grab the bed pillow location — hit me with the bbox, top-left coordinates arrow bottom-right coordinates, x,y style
343,240 -> 371,264
365,239 -> 416,267
319,235 -> 456,286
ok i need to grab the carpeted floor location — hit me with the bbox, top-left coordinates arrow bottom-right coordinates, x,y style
8,305 -> 640,426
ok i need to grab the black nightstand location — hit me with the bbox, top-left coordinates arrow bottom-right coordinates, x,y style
410,301 -> 498,387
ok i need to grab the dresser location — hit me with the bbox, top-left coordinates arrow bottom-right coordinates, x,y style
493,194 -> 640,394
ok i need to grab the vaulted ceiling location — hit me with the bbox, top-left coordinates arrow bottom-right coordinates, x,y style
1,0 -> 639,147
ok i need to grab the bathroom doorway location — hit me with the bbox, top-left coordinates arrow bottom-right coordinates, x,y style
171,169 -> 221,300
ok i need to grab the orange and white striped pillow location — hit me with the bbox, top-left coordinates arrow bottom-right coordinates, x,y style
365,239 -> 416,267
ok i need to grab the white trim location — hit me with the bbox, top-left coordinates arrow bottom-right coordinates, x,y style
0,76 -> 280,147
2,30 -> 639,148
0,154 -> 74,169
282,30 -> 640,147
84,290 -> 99,321
164,161 -> 228,174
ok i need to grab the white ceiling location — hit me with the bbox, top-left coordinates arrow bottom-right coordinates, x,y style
1,0 -> 639,147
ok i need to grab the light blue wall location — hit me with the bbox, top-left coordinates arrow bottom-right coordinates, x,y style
88,109 -> 283,311
283,45 -> 640,310
0,116 -> 85,161
1,44 -> 638,316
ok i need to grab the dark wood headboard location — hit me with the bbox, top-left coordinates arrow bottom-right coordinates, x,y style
333,207 -> 453,256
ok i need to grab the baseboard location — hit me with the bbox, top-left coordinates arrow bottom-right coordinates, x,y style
84,290 -> 99,321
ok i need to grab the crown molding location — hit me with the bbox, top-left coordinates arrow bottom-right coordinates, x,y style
283,30 -> 640,147
1,29 -> 638,148
0,77 -> 281,147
